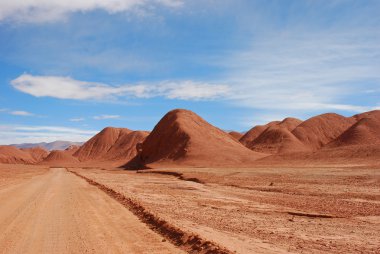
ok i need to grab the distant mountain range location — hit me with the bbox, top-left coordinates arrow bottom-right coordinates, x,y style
11,141 -> 83,151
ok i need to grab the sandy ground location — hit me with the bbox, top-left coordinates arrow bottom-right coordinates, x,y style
0,165 -> 183,254
72,166 -> 380,254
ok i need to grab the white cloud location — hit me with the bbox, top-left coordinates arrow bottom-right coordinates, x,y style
11,74 -> 128,100
157,81 -> 230,100
93,115 -> 121,120
0,0 -> 183,23
11,74 -> 229,101
10,110 -> 34,116
211,29 -> 380,113
69,118 -> 85,122
0,125 -> 98,144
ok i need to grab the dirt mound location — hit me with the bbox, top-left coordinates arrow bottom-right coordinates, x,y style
136,109 -> 266,167
74,127 -> 148,164
292,113 -> 355,150
104,131 -> 149,162
240,117 -> 303,154
248,126 -> 306,154
21,147 -> 49,162
228,131 -> 244,140
239,118 -> 301,148
42,150 -> 79,164
353,110 -> 380,121
328,116 -> 380,148
278,117 -> 303,131
74,127 -> 132,161
65,145 -> 81,155
239,125 -> 270,146
0,146 -> 35,164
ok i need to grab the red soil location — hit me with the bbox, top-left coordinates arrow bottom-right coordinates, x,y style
41,150 -> 79,164
104,131 -> 149,162
243,117 -> 304,154
328,117 -> 380,148
248,125 -> 306,154
0,146 -> 35,164
74,127 -> 148,164
239,122 -> 279,146
138,109 -> 266,167
228,131 -> 243,140
278,117 -> 303,131
74,127 -> 132,161
65,145 -> 81,155
21,147 -> 49,162
353,109 -> 380,121
292,113 -> 355,150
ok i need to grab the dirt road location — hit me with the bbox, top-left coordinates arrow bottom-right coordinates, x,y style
0,167 -> 183,254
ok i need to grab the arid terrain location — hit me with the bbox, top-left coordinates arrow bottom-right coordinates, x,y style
1,109 -> 380,253
0,163 -> 379,253
70,166 -> 380,254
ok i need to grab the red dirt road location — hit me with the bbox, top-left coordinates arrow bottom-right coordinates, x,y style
0,167 -> 183,254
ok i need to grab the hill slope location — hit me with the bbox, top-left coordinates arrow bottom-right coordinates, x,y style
74,127 -> 148,164
292,113 -> 355,150
241,117 -> 303,154
137,109 -> 266,167
328,111 -> 380,147
21,147 -> 49,162
0,146 -> 35,164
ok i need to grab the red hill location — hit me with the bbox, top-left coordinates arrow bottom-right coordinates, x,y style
228,131 -> 244,140
292,113 -> 355,150
239,125 -> 271,146
137,109 -> 266,167
278,117 -> 303,131
74,127 -> 132,161
248,126 -> 306,154
241,117 -> 303,154
104,131 -> 149,162
42,150 -> 79,165
0,146 -> 35,164
328,114 -> 380,147
74,127 -> 148,164
353,110 -> 380,121
65,145 -> 81,155
21,147 -> 49,162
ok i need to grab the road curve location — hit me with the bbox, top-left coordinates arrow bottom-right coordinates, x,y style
0,168 -> 183,254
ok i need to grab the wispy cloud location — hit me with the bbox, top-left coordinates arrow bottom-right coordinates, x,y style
69,117 -> 85,122
0,0 -> 183,23
11,74 -> 229,101
212,29 -> 380,113
0,125 -> 98,145
93,115 -> 120,120
10,110 -> 34,116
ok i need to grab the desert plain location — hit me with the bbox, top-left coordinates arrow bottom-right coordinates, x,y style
0,164 -> 379,253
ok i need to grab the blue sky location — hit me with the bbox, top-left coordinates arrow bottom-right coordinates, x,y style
0,0 -> 379,144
